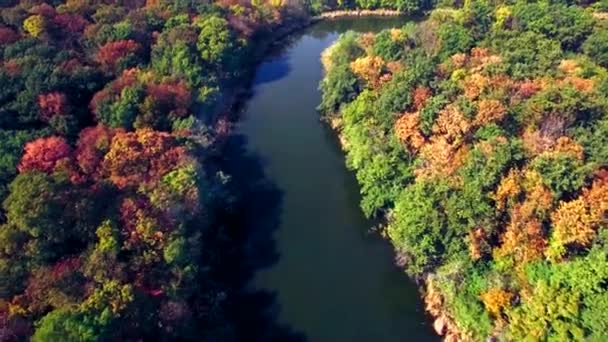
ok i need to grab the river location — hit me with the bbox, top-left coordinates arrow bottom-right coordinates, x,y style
225,17 -> 437,342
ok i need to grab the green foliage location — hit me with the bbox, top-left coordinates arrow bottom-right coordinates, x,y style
531,153 -> 587,199
388,180 -> 455,275
437,22 -> 474,60
489,31 -> 563,79
320,2 -> 608,339
583,28 -> 608,68
33,309 -> 103,342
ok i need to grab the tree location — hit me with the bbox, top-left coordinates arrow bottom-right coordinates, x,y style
38,92 -> 69,122
23,15 -> 45,38
96,40 -> 142,73
350,55 -> 385,89
583,28 -> 608,68
18,137 -> 73,174
196,15 -> 236,69
102,130 -> 189,189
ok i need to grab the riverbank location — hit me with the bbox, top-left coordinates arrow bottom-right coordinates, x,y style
212,9 -> 408,132
224,16 -> 437,341
313,9 -> 404,20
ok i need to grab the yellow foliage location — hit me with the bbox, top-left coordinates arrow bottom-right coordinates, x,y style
552,198 -> 596,248
549,178 -> 608,259
462,73 -> 489,100
350,56 -> 385,89
552,136 -> 584,160
480,288 -> 514,317
558,59 -> 580,75
494,169 -> 522,211
23,15 -> 45,38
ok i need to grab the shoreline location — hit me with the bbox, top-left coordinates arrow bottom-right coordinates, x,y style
214,10 -> 452,340
213,9 -> 408,132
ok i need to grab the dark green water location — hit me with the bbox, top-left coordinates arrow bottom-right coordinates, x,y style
232,17 -> 437,342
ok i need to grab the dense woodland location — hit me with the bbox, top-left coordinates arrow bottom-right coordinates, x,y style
320,0 -> 608,340
2,0 -> 608,340
0,0 -> 322,340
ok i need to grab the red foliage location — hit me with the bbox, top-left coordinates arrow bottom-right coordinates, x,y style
51,257 -> 81,278
29,3 -> 57,17
38,92 -> 69,121
96,40 -> 141,71
146,80 -> 192,118
18,136 -> 73,174
90,69 -> 140,114
54,13 -> 89,34
119,196 -> 173,247
0,26 -> 19,45
3,59 -> 21,76
75,125 -> 122,177
516,80 -> 543,99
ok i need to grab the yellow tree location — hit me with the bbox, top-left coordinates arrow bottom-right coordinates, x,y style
350,56 -> 385,89
23,15 -> 45,38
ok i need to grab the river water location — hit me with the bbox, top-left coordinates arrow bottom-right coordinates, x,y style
228,17 -> 437,342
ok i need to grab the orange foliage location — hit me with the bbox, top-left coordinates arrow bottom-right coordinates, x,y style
560,76 -> 595,93
412,86 -> 432,111
416,136 -> 469,180
462,73 -> 489,100
495,206 -> 547,264
474,99 -> 506,126
395,112 -> 425,152
469,47 -> 502,71
357,33 -> 376,52
494,169 -> 523,211
469,228 -> 490,261
450,53 -> 468,68
558,59 -> 580,75
432,104 -> 471,143
102,130 -> 190,189
480,288 -> 514,317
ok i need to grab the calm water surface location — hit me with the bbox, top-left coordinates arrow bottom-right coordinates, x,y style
232,17 -> 437,342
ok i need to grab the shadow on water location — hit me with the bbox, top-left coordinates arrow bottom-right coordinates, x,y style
252,55 -> 291,86
213,15 -> 436,342
218,132 -> 306,342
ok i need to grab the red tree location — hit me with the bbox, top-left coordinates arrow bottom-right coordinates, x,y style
38,92 -> 69,121
75,125 -> 122,177
96,40 -> 141,72
54,13 -> 89,34
0,26 -> 19,45
18,136 -> 73,174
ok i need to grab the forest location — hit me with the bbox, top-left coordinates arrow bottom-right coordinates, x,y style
2,0 -> 608,340
0,0 -> 322,340
320,0 -> 608,340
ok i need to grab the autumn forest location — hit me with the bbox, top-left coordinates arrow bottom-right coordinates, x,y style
1,0 -> 608,341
